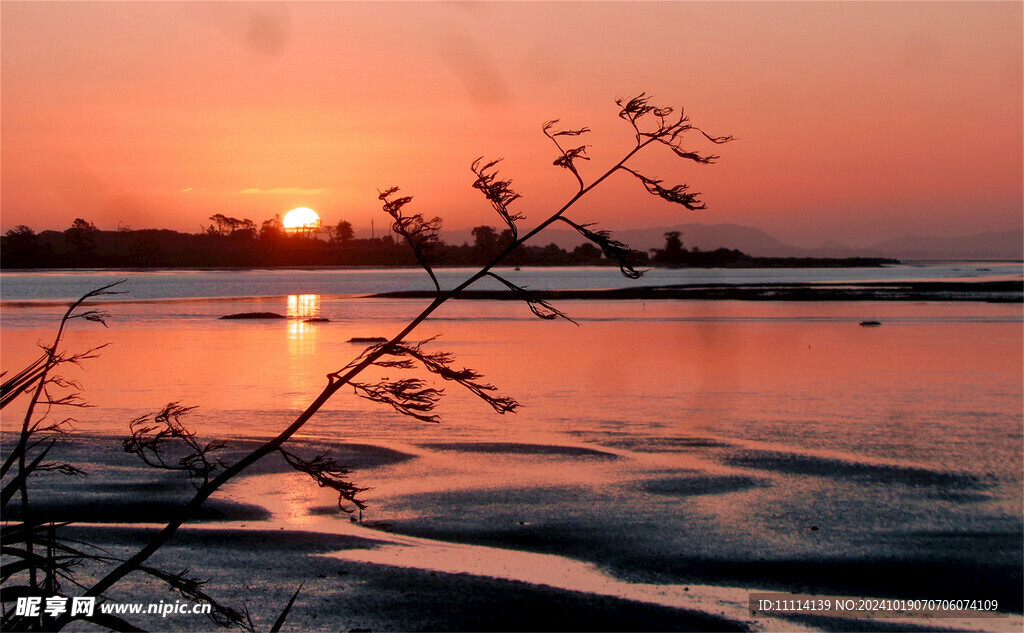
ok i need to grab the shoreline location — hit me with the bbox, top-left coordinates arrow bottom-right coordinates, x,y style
374,280 -> 1024,302
2,280 -> 1020,308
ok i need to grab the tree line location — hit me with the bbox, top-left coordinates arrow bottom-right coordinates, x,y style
2,217 -> 894,270
1,215 -> 630,269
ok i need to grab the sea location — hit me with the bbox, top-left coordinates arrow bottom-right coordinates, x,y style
1,261 -> 1022,301
1,263 -> 1022,618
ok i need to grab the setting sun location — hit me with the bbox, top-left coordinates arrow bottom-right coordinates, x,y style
282,207 -> 321,233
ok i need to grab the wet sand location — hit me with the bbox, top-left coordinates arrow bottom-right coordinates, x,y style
60,525 -> 747,633
8,434 -> 1021,632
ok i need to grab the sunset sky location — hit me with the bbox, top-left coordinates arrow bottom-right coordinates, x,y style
2,1 -> 1021,247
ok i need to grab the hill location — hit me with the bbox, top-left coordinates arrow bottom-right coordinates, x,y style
443,224 -> 1022,261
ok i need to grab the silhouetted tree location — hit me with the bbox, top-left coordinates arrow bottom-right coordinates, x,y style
260,214 -> 285,242
64,219 -> 99,265
2,225 -> 42,267
572,242 -> 603,261
128,234 -> 167,267
472,225 -> 498,250
497,229 -> 515,252
232,219 -> 257,240
205,214 -> 229,236
663,230 -> 684,256
651,230 -> 686,265
205,214 -> 255,238
471,225 -> 500,262
334,219 -> 354,242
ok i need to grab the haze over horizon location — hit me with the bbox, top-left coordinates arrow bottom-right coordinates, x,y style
2,2 -> 1021,249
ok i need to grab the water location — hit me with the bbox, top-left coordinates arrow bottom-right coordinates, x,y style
2,267 -> 1021,612
1,261 -> 1021,302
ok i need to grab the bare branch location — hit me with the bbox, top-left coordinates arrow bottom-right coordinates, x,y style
486,272 -> 579,326
615,92 -> 732,168
278,449 -> 369,512
543,119 -> 591,138
699,129 -> 735,145
385,339 -> 521,415
351,377 -> 444,423
553,145 -> 590,171
378,187 -> 443,293
616,92 -> 657,139
542,120 -> 591,189
619,166 -> 708,210
557,218 -> 647,279
137,566 -> 251,630
471,158 -> 525,240
32,462 -> 86,477
123,403 -> 226,489
0,354 -> 48,410
72,309 -> 113,328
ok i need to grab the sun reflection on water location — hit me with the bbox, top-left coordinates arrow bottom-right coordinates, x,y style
287,294 -> 321,340
285,295 -> 323,408
287,294 -> 321,318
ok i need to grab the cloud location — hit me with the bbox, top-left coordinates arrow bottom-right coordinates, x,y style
239,187 -> 328,195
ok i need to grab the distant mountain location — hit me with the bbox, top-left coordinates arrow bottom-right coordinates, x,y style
444,224 -> 1023,261
866,229 -> 1023,261
581,223 -> 802,257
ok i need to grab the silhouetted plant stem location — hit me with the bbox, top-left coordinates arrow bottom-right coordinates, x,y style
74,94 -> 729,628
7,282 -> 120,593
82,140 -> 645,604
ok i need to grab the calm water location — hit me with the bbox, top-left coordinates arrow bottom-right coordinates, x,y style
2,266 -> 1020,487
2,267 -> 1021,605
1,261 -> 1021,301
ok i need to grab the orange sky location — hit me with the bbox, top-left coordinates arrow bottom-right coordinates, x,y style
2,1 -> 1021,247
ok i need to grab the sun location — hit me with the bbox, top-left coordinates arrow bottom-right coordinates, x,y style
282,207 -> 321,233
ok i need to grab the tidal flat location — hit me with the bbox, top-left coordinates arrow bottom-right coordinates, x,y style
2,267 -> 1022,631
13,433 -> 1023,632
